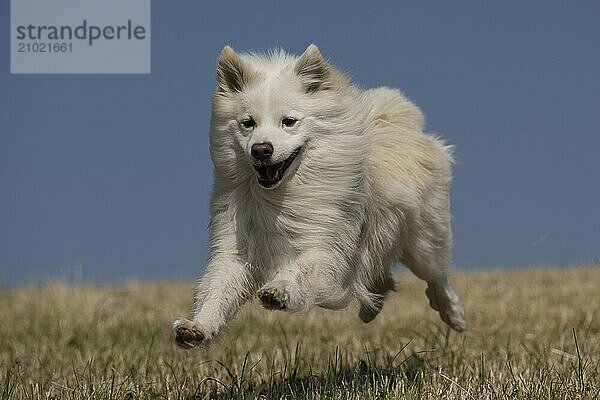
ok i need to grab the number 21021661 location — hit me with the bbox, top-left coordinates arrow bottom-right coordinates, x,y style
18,42 -> 73,53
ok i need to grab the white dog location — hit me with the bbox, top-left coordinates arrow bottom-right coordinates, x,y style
173,44 -> 466,348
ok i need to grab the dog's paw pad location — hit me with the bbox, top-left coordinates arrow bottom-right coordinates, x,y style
358,304 -> 380,323
172,318 -> 206,349
258,287 -> 288,310
425,287 -> 440,311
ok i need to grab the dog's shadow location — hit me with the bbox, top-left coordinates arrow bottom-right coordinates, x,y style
192,353 -> 428,399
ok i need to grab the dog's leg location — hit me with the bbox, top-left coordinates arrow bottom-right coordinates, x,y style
402,251 -> 467,332
258,251 -> 353,312
173,257 -> 256,348
358,274 -> 396,323
424,278 -> 466,332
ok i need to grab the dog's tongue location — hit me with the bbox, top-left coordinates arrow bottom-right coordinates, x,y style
264,164 -> 281,180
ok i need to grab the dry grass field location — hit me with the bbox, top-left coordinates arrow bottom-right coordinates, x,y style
1,266 -> 599,399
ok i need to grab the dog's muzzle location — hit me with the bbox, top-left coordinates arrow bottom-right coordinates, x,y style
253,147 -> 301,188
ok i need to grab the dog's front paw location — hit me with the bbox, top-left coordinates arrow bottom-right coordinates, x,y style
172,318 -> 208,349
258,286 -> 288,310
258,281 -> 301,311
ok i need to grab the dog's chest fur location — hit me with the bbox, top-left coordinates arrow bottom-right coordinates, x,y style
231,181 -> 360,271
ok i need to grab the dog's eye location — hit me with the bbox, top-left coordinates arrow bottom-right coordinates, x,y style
282,117 -> 297,128
241,118 -> 256,129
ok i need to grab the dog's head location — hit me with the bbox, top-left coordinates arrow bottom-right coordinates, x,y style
209,44 -> 350,190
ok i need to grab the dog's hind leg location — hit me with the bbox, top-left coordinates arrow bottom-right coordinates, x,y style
401,242 -> 467,332
357,273 -> 396,323
353,209 -> 402,323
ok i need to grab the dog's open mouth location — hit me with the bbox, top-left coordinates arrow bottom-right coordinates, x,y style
253,147 -> 301,188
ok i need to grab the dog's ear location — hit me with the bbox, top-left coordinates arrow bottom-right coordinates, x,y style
217,46 -> 251,93
294,44 -> 332,93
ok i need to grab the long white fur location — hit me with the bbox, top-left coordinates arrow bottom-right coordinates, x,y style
173,44 -> 467,348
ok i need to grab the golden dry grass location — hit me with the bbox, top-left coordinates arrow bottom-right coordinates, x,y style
1,266 -> 599,399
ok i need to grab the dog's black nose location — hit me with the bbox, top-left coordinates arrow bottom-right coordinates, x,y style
251,142 -> 274,161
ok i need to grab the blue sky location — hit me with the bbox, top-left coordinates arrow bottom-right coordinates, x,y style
1,1 -> 599,286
